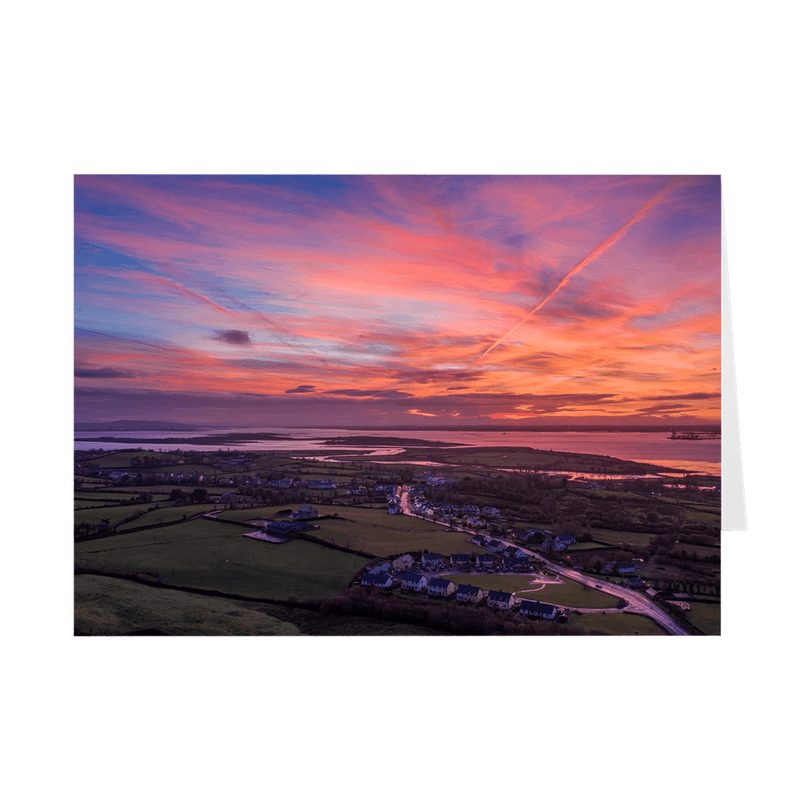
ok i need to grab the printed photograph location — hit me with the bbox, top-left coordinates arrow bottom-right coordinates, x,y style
74,175 -> 721,636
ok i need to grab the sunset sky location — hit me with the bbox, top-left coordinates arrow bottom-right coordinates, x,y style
74,175 -> 720,427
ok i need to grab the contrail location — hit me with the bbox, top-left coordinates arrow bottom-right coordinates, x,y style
477,179 -> 680,361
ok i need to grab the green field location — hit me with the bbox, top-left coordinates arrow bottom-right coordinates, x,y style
590,528 -> 658,547
684,601 -> 721,635
74,574 -> 300,635
116,503 -> 219,530
75,492 -> 151,503
77,450 -> 162,468
564,611 -> 667,635
74,517 -> 369,601
214,503 -> 475,556
439,573 -> 619,608
439,572 -> 544,592
75,502 -> 217,529
75,500 -> 119,510
123,484 -> 230,496
311,517 -> 475,557
75,502 -> 160,528
530,576 -> 621,608
569,541 -> 612,550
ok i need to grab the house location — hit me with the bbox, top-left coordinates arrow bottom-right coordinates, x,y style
397,571 -> 428,592
455,584 -> 484,603
487,590 -> 516,610
625,576 -> 644,588
265,519 -> 309,535
481,506 -> 501,519
616,562 -> 637,574
450,553 -> 472,569
302,479 -> 336,490
361,573 -> 394,589
218,492 -> 245,506
553,534 -> 577,550
392,554 -> 414,571
292,505 -> 319,520
475,553 -> 497,571
461,504 -> 480,517
485,539 -> 506,553
367,561 -> 392,573
511,556 -> 532,571
518,599 -> 558,619
427,578 -> 456,597
470,535 -> 489,548
421,552 -> 444,570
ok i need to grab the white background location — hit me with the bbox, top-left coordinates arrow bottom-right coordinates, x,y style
5,2 -> 794,799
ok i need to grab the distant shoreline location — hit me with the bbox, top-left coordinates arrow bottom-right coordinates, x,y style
75,422 -> 722,435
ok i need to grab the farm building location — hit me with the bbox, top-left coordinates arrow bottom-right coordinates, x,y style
292,505 -> 320,520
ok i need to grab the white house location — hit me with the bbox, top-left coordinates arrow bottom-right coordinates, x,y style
392,554 -> 414,571
455,584 -> 484,603
487,590 -> 516,610
427,578 -> 456,597
397,571 -> 428,592
421,552 -> 444,570
519,599 -> 558,619
361,573 -> 394,589
292,505 -> 319,520
553,534 -> 577,550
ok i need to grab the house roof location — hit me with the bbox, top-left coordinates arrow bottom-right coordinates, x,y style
456,584 -> 482,596
397,571 -> 425,582
428,578 -> 454,590
519,599 -> 557,615
488,590 -> 513,602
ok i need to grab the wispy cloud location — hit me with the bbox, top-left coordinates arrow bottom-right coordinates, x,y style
74,175 -> 721,425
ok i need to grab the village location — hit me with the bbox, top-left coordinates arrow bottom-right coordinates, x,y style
75,447 -> 719,635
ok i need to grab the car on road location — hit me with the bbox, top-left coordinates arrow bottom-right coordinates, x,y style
595,583 -> 602,588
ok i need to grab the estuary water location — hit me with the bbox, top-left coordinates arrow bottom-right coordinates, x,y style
74,426 -> 721,477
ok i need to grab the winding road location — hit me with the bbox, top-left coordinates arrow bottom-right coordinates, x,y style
398,487 -> 690,635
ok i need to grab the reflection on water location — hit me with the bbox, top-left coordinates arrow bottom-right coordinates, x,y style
74,426 -> 721,475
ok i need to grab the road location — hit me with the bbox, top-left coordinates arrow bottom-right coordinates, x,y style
397,487 -> 691,635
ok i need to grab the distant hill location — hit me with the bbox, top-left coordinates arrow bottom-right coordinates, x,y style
74,420 -> 200,432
